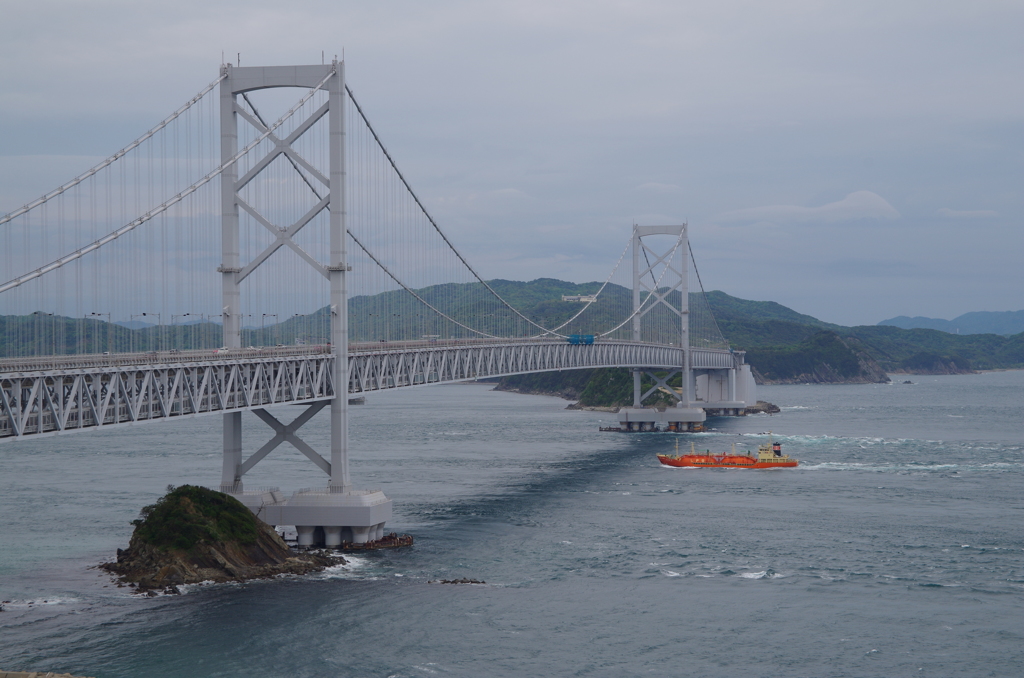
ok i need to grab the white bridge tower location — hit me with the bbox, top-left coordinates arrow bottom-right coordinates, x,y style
616,224 -> 754,432
217,62 -> 391,547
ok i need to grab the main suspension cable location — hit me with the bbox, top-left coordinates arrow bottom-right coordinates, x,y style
347,230 -> 499,339
533,230 -> 633,336
689,241 -> 729,349
0,74 -> 227,226
346,85 -> 561,337
0,68 -> 336,295
596,229 -> 685,338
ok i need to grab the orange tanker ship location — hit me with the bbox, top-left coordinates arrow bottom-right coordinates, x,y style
657,436 -> 798,469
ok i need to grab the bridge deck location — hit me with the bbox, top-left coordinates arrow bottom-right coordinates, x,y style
0,340 -> 738,440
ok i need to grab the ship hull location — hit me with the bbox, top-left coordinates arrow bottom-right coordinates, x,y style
656,455 -> 798,469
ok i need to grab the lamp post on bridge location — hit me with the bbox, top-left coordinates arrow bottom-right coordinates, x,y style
33,311 -> 55,356
261,314 -> 277,347
389,314 -> 400,343
135,313 -> 161,352
172,314 -> 191,352
88,312 -> 111,354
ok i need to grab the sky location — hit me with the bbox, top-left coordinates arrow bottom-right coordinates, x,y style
1,0 -> 1021,326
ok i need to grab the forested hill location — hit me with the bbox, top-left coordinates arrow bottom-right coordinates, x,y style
705,291 -> 1024,375
497,290 -> 1023,404
2,280 -> 1022,378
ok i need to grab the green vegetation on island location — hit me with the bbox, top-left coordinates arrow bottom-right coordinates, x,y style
130,485 -> 259,551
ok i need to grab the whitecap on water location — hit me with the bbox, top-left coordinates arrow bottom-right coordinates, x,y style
315,555 -> 374,580
2,596 -> 81,609
739,570 -> 783,579
176,580 -> 221,594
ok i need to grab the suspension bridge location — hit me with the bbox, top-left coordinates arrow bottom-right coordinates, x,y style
0,63 -> 755,546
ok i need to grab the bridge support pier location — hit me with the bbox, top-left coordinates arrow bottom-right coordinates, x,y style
220,412 -> 243,493
623,224 -> 707,431
616,404 -> 706,432
614,222 -> 757,431
215,61 -> 391,545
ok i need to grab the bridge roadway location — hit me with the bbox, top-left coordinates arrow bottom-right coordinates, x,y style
0,338 -> 738,440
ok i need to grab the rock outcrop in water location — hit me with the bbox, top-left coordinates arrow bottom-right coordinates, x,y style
102,485 -> 341,593
743,400 -> 781,414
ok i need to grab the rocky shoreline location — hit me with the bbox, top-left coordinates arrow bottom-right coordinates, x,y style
564,402 -> 618,412
102,534 -> 342,595
101,486 -> 343,594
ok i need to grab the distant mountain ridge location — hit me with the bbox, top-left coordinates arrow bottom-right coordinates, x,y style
704,291 -> 1024,374
703,291 -> 837,329
4,282 -> 1023,387
878,310 -> 1024,336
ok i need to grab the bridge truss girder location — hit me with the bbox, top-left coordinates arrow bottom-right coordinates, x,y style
0,353 -> 333,439
0,341 -> 741,441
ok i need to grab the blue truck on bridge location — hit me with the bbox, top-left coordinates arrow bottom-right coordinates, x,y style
567,334 -> 595,345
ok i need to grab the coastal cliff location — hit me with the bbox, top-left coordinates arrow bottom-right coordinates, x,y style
745,331 -> 891,384
102,485 -> 340,593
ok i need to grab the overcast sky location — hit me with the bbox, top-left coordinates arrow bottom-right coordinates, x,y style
1,0 -> 1021,326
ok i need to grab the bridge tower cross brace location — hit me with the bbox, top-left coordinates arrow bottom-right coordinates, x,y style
217,62 -> 351,494
630,224 -> 693,408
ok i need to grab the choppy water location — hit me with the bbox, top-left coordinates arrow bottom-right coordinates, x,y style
1,372 -> 1022,677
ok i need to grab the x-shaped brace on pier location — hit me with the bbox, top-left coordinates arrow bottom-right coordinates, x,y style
232,402 -> 332,482
635,244 -> 685,321
634,369 -> 683,407
232,98 -> 332,284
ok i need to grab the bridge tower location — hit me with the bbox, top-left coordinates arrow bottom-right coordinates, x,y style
217,62 -> 391,546
618,224 -> 707,432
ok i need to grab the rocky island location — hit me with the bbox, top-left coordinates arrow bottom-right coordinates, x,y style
102,485 -> 342,594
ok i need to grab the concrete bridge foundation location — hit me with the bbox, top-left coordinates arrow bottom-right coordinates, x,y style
227,487 -> 392,546
617,405 -> 707,432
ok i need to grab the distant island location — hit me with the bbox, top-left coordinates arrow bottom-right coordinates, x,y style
878,310 -> 1024,336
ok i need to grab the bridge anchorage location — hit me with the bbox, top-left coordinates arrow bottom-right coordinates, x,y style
0,60 -> 756,548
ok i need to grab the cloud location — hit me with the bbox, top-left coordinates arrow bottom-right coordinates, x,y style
716,191 -> 900,225
936,207 -> 998,219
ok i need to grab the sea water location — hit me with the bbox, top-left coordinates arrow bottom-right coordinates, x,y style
1,372 -> 1022,677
